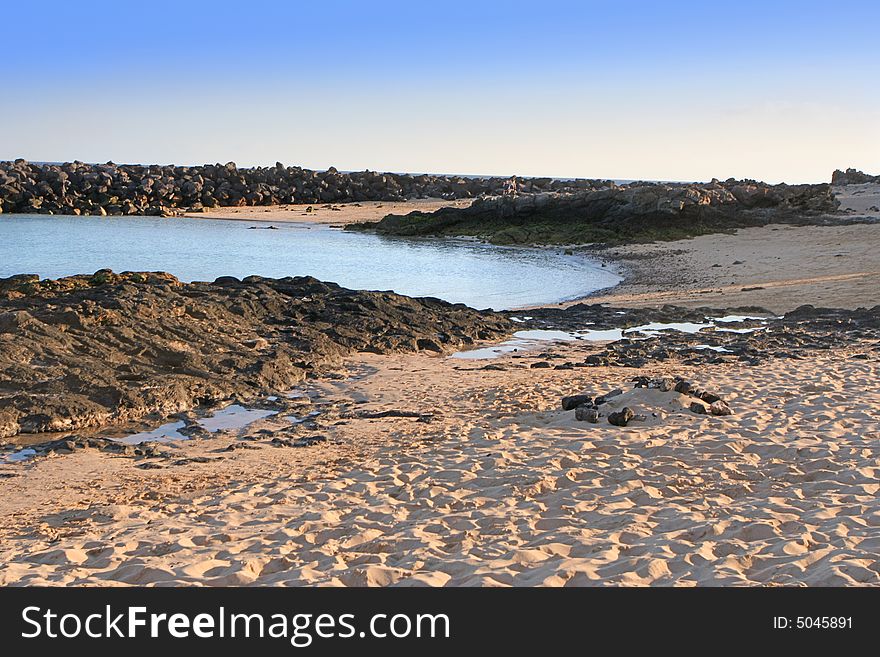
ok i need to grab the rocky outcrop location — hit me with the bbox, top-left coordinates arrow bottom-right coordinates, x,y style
0,271 -> 512,438
515,303 -> 880,368
831,168 -> 880,186
0,159 -> 610,217
350,179 -> 840,244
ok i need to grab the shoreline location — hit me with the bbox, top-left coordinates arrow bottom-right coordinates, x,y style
570,222 -> 880,314
1,183 -> 878,587
181,185 -> 880,315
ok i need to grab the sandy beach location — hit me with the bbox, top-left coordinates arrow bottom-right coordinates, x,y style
1,336 -> 877,586
582,222 -> 880,313
1,183 -> 878,588
183,198 -> 475,227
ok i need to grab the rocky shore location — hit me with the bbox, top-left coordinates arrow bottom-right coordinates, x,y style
0,270 -> 512,440
3,264 -> 876,450
0,159 -> 608,217
349,178 -> 841,244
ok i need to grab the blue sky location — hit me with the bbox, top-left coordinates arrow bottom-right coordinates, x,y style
3,0 -> 878,182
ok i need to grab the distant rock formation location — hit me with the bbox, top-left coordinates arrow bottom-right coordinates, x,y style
831,168 -> 880,186
0,159 -> 610,216
349,179 -> 840,244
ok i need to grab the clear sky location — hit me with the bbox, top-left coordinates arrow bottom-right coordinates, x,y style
3,0 -> 878,183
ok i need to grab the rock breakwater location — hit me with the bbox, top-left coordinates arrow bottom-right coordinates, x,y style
0,159 -> 608,217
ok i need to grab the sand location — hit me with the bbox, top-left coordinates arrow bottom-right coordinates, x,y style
1,338 -> 878,586
183,198 -> 474,226
580,221 -> 880,314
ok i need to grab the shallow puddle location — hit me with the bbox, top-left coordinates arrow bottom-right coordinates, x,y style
451,315 -> 771,359
118,420 -> 188,445
198,405 -> 276,433
1,448 -> 37,463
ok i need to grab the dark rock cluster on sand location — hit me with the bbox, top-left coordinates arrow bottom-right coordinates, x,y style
0,270 -> 512,439
348,179 -> 840,244
564,376 -> 732,427
0,159 -> 608,217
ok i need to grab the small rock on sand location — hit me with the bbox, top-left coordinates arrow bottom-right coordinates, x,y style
690,402 -> 707,414
595,388 -> 624,405
562,394 -> 593,411
575,406 -> 600,423
608,407 -> 634,427
710,400 -> 733,416
675,380 -> 693,394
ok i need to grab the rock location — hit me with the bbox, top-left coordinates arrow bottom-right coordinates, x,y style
690,402 -> 707,414
561,394 -> 593,411
674,380 -> 694,394
359,177 -> 840,244
0,272 -> 513,439
657,377 -> 675,392
575,406 -> 600,423
607,407 -> 634,427
697,391 -> 721,404
709,400 -> 733,416
531,361 -> 552,368
595,388 -> 623,405
831,168 -> 880,186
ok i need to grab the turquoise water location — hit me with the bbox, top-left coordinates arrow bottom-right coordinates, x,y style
0,214 -> 620,309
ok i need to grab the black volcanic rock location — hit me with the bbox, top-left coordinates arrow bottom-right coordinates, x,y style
0,271 -> 512,439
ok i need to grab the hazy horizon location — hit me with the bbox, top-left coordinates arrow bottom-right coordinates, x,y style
3,0 -> 878,185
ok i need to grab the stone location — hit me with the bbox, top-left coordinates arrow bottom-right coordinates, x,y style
594,388 -> 623,405
561,394 -> 593,411
607,407 -> 634,427
657,377 -> 675,392
709,400 -> 733,416
674,380 -> 693,394
575,406 -> 600,422
0,272 -> 513,441
690,402 -> 707,414
698,391 -> 721,404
